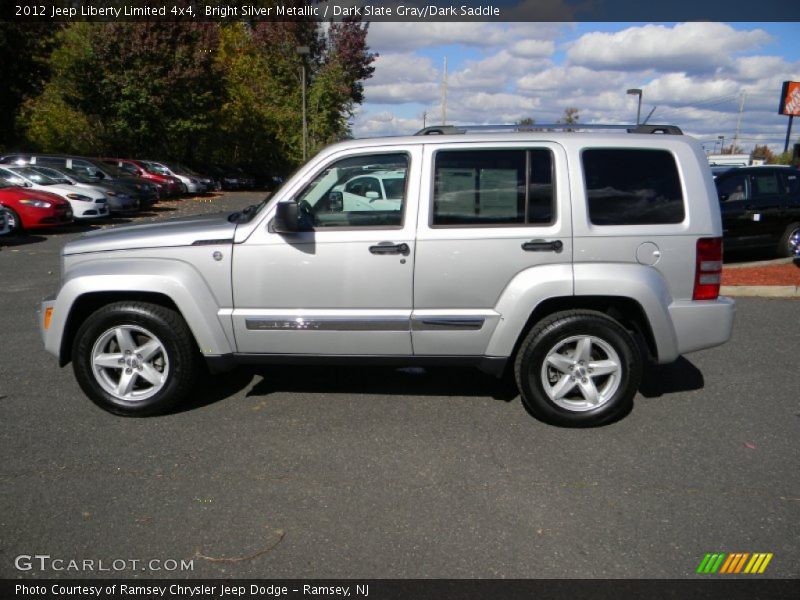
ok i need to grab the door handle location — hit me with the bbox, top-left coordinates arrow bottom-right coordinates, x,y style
369,242 -> 410,256
522,239 -> 563,252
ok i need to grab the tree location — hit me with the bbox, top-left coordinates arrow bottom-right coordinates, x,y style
18,16 -> 376,176
0,22 -> 61,150
20,22 -> 222,160
557,107 -> 579,131
721,144 -> 744,155
751,145 -> 774,163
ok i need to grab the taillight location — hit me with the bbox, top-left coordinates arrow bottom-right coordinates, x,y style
693,237 -> 723,300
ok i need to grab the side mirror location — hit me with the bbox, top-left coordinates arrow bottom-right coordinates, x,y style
273,201 -> 300,233
365,191 -> 380,200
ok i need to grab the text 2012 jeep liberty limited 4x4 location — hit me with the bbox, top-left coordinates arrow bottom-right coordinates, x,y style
39,124 -> 735,426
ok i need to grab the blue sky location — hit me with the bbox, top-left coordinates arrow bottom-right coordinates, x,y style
355,22 -> 800,152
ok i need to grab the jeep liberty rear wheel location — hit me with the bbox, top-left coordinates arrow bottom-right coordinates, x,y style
72,301 -> 200,416
514,310 -> 642,427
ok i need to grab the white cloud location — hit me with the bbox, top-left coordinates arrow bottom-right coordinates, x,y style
366,22 -> 564,53
567,23 -> 772,73
518,65 -> 627,94
509,39 -> 556,59
356,22 -> 798,152
363,53 -> 440,104
644,73 -> 740,105
449,51 -> 552,91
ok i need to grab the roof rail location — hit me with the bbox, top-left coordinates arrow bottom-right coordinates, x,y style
414,124 -> 683,136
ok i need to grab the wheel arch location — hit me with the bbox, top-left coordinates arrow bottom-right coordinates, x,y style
47,259 -> 235,366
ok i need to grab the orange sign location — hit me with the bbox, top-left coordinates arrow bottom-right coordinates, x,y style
779,81 -> 800,116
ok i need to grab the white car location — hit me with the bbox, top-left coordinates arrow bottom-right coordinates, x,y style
0,166 -> 109,220
141,160 -> 203,194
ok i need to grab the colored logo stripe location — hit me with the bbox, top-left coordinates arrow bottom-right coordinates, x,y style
697,553 -> 773,574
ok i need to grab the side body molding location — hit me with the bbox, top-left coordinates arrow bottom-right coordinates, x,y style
44,258 -> 235,361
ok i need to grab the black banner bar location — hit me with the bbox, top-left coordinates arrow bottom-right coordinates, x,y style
3,579 -> 800,600
3,0 -> 800,23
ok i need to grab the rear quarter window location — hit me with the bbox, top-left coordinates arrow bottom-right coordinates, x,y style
582,148 -> 685,225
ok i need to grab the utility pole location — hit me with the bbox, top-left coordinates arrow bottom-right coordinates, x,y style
422,111 -> 427,128
296,45 -> 310,162
441,56 -> 448,125
733,91 -> 746,152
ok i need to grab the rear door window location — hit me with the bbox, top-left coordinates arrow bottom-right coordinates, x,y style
583,149 -> 685,225
432,148 -> 554,226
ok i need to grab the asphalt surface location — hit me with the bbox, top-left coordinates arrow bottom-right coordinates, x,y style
0,192 -> 798,580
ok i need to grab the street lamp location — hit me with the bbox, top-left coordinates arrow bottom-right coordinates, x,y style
296,45 -> 310,162
718,135 -> 725,155
627,88 -> 642,126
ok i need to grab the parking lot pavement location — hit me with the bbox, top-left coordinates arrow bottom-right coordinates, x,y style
1,194 -> 798,579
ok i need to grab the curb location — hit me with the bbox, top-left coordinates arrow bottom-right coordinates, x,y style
721,285 -> 800,298
724,257 -> 797,269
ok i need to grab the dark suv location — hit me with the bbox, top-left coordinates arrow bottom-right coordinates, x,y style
714,165 -> 800,257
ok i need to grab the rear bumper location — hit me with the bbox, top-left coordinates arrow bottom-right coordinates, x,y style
669,296 -> 736,356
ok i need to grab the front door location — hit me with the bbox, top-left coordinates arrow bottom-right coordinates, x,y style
231,146 -> 421,355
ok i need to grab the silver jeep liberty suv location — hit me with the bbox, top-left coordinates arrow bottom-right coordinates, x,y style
39,124 -> 735,426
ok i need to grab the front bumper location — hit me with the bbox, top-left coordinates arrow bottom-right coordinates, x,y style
38,295 -> 57,356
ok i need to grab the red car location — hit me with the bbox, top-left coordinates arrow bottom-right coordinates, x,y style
0,182 -> 73,232
101,158 -> 184,198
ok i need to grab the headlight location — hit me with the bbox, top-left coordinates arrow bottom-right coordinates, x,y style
105,191 -> 117,197
19,199 -> 53,208
66,193 -> 92,201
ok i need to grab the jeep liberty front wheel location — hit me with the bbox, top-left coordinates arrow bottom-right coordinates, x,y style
514,310 -> 642,427
72,301 -> 200,416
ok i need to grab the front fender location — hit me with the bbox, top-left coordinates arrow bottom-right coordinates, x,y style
43,258 -> 234,362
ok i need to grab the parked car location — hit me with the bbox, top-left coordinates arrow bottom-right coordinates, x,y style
710,165 -> 736,178
30,166 -> 139,215
139,160 -> 205,194
39,123 -> 735,426
0,180 -> 73,233
0,154 -> 159,208
101,158 -> 184,198
198,165 -> 256,190
0,166 -> 108,221
714,165 -> 800,257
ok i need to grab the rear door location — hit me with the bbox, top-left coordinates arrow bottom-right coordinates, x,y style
746,169 -> 786,243
412,142 -> 571,356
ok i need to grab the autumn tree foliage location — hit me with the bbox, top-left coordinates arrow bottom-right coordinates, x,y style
17,18 -> 376,176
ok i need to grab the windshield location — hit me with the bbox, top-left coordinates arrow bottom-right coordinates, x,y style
31,166 -> 72,184
144,161 -> 171,176
62,168 -> 96,184
9,167 -> 58,185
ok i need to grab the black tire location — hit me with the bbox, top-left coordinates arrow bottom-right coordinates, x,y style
514,310 -> 642,427
3,206 -> 23,234
777,222 -> 800,258
71,301 -> 200,416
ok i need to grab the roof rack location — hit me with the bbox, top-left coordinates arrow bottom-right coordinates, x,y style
414,124 -> 683,136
